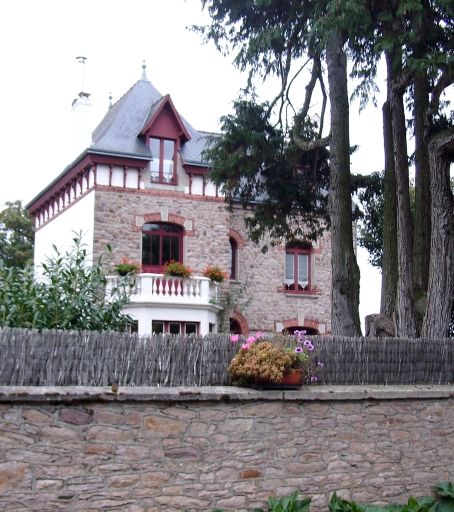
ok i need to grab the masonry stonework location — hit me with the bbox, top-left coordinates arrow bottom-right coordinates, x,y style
93,189 -> 231,276
1,386 -> 452,512
229,209 -> 332,334
92,188 -> 332,335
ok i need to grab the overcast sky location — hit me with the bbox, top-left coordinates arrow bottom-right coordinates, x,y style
3,0 -> 445,330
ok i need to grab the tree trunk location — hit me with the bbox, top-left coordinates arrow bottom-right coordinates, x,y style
422,129 -> 454,338
326,34 -> 362,337
413,73 -> 431,314
380,100 -> 398,319
386,51 -> 419,337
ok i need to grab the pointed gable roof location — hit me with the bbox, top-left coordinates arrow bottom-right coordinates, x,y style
140,95 -> 190,143
89,70 -> 212,166
90,73 -> 162,158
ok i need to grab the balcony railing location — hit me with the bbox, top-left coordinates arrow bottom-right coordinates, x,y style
107,273 -> 220,307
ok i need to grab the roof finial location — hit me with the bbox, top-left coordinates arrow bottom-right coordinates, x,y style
141,60 -> 147,80
108,92 -> 113,109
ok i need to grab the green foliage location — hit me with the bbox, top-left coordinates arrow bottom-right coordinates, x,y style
0,200 -> 34,269
351,172 -> 384,269
267,490 -> 311,512
228,332 -> 318,386
0,233 -> 134,332
327,484 -> 454,512
163,260 -> 193,278
113,257 -> 141,276
205,97 -> 330,249
181,484 -> 454,512
329,493 -> 364,512
204,266 -> 228,283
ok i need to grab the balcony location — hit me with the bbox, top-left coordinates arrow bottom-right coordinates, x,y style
107,273 -> 221,308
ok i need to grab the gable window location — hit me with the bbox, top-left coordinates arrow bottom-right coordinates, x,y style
230,237 -> 238,280
285,242 -> 312,293
150,138 -> 176,184
142,222 -> 183,273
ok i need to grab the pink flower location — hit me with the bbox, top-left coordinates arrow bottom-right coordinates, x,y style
230,334 -> 239,342
242,343 -> 251,350
246,336 -> 256,343
311,376 -> 318,382
256,331 -> 263,338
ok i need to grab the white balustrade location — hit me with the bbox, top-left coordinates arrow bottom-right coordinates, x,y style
107,273 -> 219,306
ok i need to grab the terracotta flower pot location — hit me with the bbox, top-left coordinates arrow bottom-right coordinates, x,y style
252,369 -> 303,390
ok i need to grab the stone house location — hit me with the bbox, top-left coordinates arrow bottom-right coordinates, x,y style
27,64 -> 332,336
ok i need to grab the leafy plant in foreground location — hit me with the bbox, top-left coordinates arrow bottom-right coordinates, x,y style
0,233 -> 134,332
199,482 -> 454,512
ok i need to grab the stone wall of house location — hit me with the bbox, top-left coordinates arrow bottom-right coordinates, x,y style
92,188 -> 231,276
92,188 -> 331,334
1,386 -> 453,512
229,209 -> 332,334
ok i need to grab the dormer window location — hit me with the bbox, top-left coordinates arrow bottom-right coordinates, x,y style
150,138 -> 176,184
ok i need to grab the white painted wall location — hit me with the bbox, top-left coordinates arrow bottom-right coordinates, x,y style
34,191 -> 95,273
125,303 -> 219,336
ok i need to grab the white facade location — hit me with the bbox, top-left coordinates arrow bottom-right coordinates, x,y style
34,191 -> 95,274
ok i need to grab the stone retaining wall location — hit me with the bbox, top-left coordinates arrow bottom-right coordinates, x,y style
1,385 -> 453,511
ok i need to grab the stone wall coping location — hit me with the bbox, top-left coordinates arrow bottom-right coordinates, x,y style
1,384 -> 453,403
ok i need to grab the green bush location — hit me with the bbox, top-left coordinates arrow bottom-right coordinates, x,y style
209,483 -> 454,512
0,234 -> 134,332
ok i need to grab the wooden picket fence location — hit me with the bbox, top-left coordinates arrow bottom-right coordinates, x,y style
0,328 -> 453,386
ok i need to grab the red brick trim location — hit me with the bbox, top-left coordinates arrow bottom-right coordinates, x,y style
232,311 -> 249,335
143,213 -> 161,223
168,213 -> 186,226
134,211 -> 195,237
34,188 -> 94,232
229,229 -> 246,248
279,317 -> 321,333
95,185 -> 226,203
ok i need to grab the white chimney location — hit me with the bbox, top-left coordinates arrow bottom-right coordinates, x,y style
68,57 -> 94,160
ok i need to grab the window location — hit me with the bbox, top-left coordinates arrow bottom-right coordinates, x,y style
142,223 -> 183,273
229,237 -> 238,280
285,242 -> 312,293
150,138 -> 176,183
152,321 -> 199,335
230,318 -> 241,334
126,320 -> 139,334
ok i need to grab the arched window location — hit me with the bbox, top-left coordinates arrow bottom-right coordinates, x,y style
230,318 -> 242,334
142,223 -> 183,273
285,241 -> 312,293
229,237 -> 238,280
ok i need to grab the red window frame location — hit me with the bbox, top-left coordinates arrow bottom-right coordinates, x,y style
142,223 -> 183,273
229,237 -> 238,280
285,243 -> 312,294
149,137 -> 177,184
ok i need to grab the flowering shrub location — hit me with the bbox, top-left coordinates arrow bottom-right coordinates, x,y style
114,257 -> 141,276
204,266 -> 228,283
228,330 -> 322,387
163,260 -> 193,278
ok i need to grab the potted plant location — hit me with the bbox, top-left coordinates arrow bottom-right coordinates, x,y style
228,331 -> 322,388
114,257 -> 141,276
204,266 -> 228,283
163,260 -> 193,278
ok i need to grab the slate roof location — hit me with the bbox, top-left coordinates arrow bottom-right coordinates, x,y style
90,70 -> 214,165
